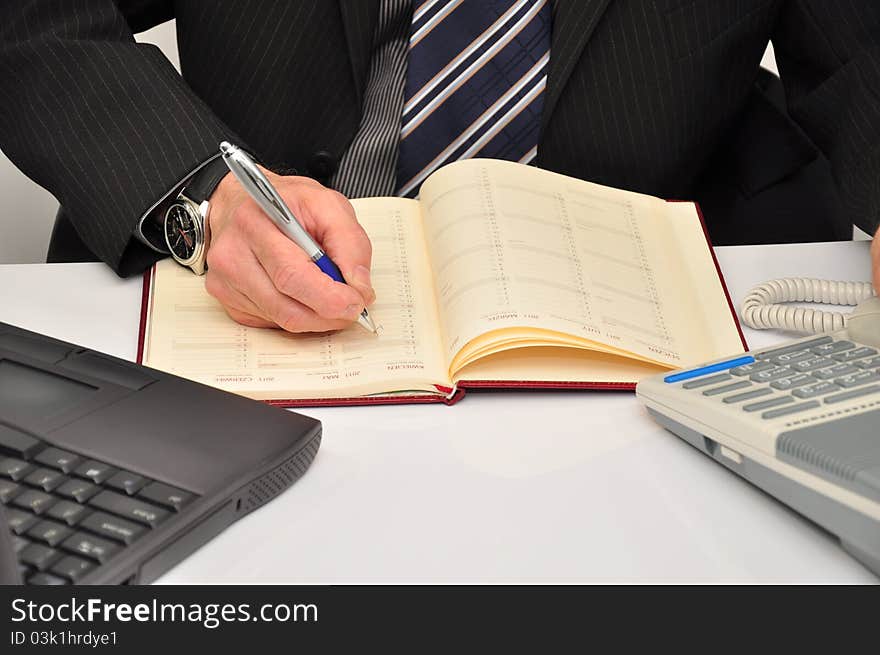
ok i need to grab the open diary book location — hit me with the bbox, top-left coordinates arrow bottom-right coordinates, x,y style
139,159 -> 746,406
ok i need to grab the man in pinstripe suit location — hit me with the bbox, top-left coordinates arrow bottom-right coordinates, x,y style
1,1 -> 878,333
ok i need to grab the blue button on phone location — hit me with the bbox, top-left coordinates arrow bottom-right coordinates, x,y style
663,356 -> 755,384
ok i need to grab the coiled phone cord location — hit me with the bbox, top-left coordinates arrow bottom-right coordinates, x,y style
740,278 -> 876,334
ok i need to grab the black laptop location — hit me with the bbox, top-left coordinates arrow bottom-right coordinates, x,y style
0,321 -> 321,584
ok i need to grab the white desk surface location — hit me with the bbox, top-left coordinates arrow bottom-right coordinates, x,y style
0,241 -> 875,583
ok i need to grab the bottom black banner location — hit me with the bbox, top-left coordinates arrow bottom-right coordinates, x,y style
0,585 -> 874,651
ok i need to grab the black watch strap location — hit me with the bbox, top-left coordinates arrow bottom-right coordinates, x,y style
183,155 -> 231,203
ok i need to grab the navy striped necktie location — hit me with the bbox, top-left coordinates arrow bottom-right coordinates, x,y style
396,0 -> 552,197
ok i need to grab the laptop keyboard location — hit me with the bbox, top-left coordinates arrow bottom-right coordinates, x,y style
676,336 -> 880,419
0,429 -> 197,585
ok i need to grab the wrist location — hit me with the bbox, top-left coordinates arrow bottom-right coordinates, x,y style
209,164 -> 281,212
210,170 -> 238,207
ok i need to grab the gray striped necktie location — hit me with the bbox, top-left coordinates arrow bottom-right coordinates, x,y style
396,0 -> 552,198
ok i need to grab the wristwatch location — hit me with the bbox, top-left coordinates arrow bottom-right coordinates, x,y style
163,156 -> 230,275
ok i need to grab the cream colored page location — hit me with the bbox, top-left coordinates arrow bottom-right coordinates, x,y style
454,346 -> 667,384
659,202 -> 745,362
419,159 -> 742,371
143,198 -> 448,399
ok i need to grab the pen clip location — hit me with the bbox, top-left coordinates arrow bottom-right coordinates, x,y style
250,172 -> 293,225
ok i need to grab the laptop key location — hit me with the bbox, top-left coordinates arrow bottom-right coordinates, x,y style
0,479 -> 21,504
0,425 -> 43,459
106,470 -> 149,496
61,532 -> 121,564
50,556 -> 95,582
89,490 -> 169,527
27,520 -> 74,547
19,543 -> 61,571
74,460 -> 118,485
11,489 -> 56,515
12,536 -> 30,553
34,447 -> 82,474
56,478 -> 100,503
46,500 -> 90,527
857,356 -> 880,369
138,482 -> 194,511
24,467 -> 65,492
28,572 -> 69,585
81,511 -> 147,545
7,508 -> 37,535
0,458 -> 34,481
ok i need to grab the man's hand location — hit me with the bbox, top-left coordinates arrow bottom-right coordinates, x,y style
205,170 -> 375,332
873,225 -> 880,293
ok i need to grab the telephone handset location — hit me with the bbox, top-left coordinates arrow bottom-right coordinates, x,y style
741,278 -> 879,346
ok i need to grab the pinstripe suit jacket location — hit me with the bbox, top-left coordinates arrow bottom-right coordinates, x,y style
1,1 -> 878,275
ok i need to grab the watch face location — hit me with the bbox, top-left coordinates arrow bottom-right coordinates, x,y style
165,204 -> 200,262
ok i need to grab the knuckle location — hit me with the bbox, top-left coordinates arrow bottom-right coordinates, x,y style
274,305 -> 305,333
271,263 -> 305,297
329,189 -> 350,207
319,287 -> 356,319
225,307 -> 248,324
357,226 -> 372,259
313,186 -> 342,206
204,273 -> 225,300
206,242 -> 234,276
235,207 -> 263,237
230,203 -> 252,228
227,308 -> 267,329
290,175 -> 320,188
318,292 -> 347,318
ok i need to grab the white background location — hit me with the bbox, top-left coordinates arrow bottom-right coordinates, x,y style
1,29 -> 857,265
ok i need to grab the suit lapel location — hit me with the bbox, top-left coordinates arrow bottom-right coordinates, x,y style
338,0 -> 381,106
541,0 -> 612,134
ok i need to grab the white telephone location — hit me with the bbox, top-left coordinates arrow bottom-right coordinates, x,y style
740,278 -> 879,345
637,280 -> 880,577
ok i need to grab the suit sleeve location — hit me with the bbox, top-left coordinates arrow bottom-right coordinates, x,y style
0,1 -> 240,275
773,0 -> 880,237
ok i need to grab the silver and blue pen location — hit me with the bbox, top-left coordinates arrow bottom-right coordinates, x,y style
219,141 -> 376,333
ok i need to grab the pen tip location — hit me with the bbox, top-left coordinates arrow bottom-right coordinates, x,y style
359,310 -> 378,334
